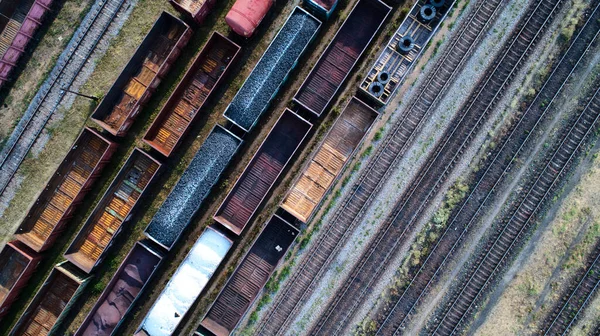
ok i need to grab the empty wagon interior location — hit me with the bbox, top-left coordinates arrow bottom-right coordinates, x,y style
0,0 -> 36,56
0,243 -> 29,305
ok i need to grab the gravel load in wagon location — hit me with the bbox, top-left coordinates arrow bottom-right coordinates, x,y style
15,127 -> 117,253
75,242 -> 163,336
361,0 -> 454,105
293,0 -> 391,116
137,227 -> 232,336
0,241 -> 40,319
144,32 -> 240,157
10,262 -> 91,336
0,0 -> 54,88
223,7 -> 321,132
91,12 -> 191,137
201,215 -> 298,336
282,97 -> 378,222
144,125 -> 242,250
65,149 -> 162,274
215,109 -> 311,235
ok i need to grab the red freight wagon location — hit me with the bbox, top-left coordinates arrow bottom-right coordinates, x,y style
214,109 -> 311,235
143,32 -> 241,157
64,148 -> 162,273
170,0 -> 216,24
10,262 -> 92,336
226,0 -> 274,37
92,12 -> 192,137
0,0 -> 53,88
15,127 -> 117,252
201,215 -> 299,335
0,241 -> 41,319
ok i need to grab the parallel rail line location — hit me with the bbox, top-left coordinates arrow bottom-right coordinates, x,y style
311,0 -> 563,334
0,0 -> 127,197
255,0 -> 506,333
432,58 -> 600,336
375,2 -> 600,334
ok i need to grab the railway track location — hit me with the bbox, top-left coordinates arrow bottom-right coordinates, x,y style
255,0 -> 507,333
310,0 -> 563,334
0,0 -> 127,197
431,54 -> 600,336
375,3 -> 600,335
542,243 -> 600,335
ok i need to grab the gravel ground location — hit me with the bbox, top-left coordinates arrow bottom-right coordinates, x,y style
284,0 -> 535,333
145,127 -> 241,249
224,10 -> 320,131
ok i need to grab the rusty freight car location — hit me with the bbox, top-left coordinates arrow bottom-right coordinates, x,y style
0,0 -> 53,88
225,0 -> 274,37
144,32 -> 240,157
64,149 -> 162,273
136,226 -> 232,336
293,0 -> 391,116
215,109 -> 311,235
223,7 -> 321,132
200,215 -> 298,336
361,0 -> 454,105
0,241 -> 41,319
92,12 -> 191,137
144,125 -> 242,250
10,262 -> 91,336
170,0 -> 215,24
15,127 -> 117,253
75,242 -> 163,336
282,97 -> 378,222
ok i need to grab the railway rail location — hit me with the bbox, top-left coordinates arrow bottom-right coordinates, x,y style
0,0 -> 128,197
310,0 -> 563,334
255,0 -> 508,333
542,243 -> 600,335
431,53 -> 600,336
375,2 -> 600,334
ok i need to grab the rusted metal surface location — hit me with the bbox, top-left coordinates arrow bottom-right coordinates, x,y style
225,0 -> 274,37
282,97 -> 378,222
215,109 -> 311,235
15,127 -> 117,253
293,0 -> 391,116
144,32 -> 240,157
170,0 -> 216,24
0,241 -> 41,319
92,12 -> 192,137
75,241 -> 163,336
10,262 -> 91,336
137,226 -> 232,336
0,0 -> 54,88
144,125 -> 242,250
201,215 -> 298,336
64,149 -> 162,274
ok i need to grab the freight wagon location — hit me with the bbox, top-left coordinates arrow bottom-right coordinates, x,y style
225,0 -> 274,37
170,0 -> 216,24
136,226 -> 232,336
293,0 -> 391,117
0,0 -> 53,88
0,241 -> 41,319
223,7 -> 321,132
75,241 -> 163,336
64,148 -> 162,273
215,109 -> 311,235
144,125 -> 242,250
200,215 -> 298,336
304,0 -> 337,18
144,32 -> 241,157
15,127 -> 117,252
10,262 -> 91,336
360,0 -> 454,105
282,97 -> 378,222
92,12 -> 192,137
